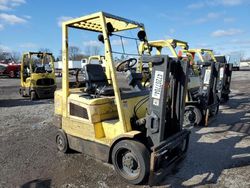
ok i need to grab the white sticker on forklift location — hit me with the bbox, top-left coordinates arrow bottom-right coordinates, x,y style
152,70 -> 164,99
204,69 -> 211,85
220,68 -> 224,79
153,99 -> 160,106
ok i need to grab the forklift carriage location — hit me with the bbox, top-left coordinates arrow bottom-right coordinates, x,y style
54,12 -> 190,185
197,61 -> 220,124
214,55 -> 233,102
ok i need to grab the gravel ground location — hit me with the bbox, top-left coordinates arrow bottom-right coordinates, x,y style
0,70 -> 250,188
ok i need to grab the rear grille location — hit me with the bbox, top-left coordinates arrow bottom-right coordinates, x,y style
70,103 -> 89,119
36,78 -> 55,86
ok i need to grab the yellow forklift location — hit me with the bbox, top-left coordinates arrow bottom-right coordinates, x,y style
54,12 -> 190,185
187,49 -> 220,123
139,40 -> 220,126
20,52 -> 56,100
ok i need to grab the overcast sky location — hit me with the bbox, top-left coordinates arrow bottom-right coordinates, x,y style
0,0 -> 250,58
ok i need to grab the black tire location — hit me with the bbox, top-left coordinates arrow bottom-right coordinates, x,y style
184,105 -> 202,126
210,96 -> 220,116
9,71 -> 15,78
30,91 -> 37,100
221,93 -> 229,102
111,140 -> 150,185
56,129 -> 69,153
16,71 -> 20,78
19,88 -> 25,97
210,104 -> 219,117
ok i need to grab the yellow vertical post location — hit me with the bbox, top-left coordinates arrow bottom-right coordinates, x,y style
62,23 -> 69,117
197,52 -> 204,62
137,43 -> 144,73
51,54 -> 56,84
20,54 -> 25,87
99,12 -> 128,132
51,54 -> 55,73
28,53 -> 33,74
156,47 -> 161,55
208,51 -> 217,62
42,52 -> 45,65
169,47 -> 178,57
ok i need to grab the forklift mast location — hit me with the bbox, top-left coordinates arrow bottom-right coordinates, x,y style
222,63 -> 233,95
199,61 -> 219,107
142,55 -> 189,147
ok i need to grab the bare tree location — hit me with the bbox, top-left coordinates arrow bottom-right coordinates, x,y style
58,46 -> 89,61
240,51 -> 245,61
0,47 -> 4,60
69,46 -> 80,60
0,50 -> 11,62
10,51 -> 21,63
57,50 -> 63,61
84,45 -> 101,56
0,45 -> 9,61
92,46 -> 100,55
84,46 -> 91,56
0,45 -> 20,63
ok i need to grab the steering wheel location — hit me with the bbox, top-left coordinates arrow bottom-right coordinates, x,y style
116,58 -> 137,72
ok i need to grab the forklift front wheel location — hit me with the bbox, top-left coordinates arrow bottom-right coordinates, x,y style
19,88 -> 24,97
221,93 -> 229,102
184,105 -> 202,126
210,104 -> 219,117
210,96 -> 220,116
30,91 -> 37,101
111,140 -> 150,185
56,129 -> 69,153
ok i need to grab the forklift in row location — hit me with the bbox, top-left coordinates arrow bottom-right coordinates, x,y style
185,48 -> 220,125
188,49 -> 233,103
19,52 -> 56,100
139,39 -> 220,126
214,55 -> 233,102
54,12 -> 190,185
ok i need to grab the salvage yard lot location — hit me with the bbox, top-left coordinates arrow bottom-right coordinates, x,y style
0,71 -> 250,188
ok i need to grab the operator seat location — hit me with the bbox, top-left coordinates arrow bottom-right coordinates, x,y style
84,64 -> 114,96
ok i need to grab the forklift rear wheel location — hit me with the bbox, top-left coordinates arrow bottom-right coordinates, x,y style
30,91 -> 37,100
56,129 -> 69,153
184,105 -> 202,126
112,140 -> 150,185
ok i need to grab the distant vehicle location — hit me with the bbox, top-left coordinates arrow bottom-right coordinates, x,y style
54,60 -> 85,70
19,52 -> 56,100
54,60 -> 87,76
227,53 -> 241,70
240,60 -> 250,68
0,60 -> 21,78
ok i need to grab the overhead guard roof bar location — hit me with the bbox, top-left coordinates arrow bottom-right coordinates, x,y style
147,39 -> 188,49
189,48 -> 213,53
63,12 -> 144,32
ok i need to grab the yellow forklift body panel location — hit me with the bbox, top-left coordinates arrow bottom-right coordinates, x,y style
55,88 -> 148,142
